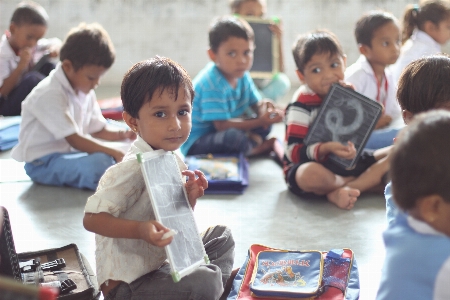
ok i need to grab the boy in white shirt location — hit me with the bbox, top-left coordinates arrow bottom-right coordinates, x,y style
345,10 -> 402,150
11,23 -> 135,190
0,1 -> 60,116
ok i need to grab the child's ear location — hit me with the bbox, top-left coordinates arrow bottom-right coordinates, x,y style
358,44 -> 370,56
402,109 -> 414,125
416,195 -> 443,224
295,69 -> 305,82
207,48 -> 217,62
61,59 -> 74,74
122,111 -> 138,133
342,54 -> 347,68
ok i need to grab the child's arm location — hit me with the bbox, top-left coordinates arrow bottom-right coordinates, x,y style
182,170 -> 208,210
0,48 -> 32,97
213,100 -> 283,132
65,133 -> 126,162
91,126 -> 137,141
83,212 -> 173,247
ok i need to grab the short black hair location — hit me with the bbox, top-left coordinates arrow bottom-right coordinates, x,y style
292,30 -> 344,73
11,1 -> 48,27
121,56 -> 195,119
397,54 -> 450,114
209,16 -> 254,53
59,23 -> 115,71
391,110 -> 450,211
354,10 -> 398,47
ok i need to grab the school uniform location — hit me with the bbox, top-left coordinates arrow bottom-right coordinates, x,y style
11,62 -> 114,190
377,213 -> 450,300
391,29 -> 441,84
345,55 -> 402,149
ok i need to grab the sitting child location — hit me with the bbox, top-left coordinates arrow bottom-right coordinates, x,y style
0,1 -> 61,116
376,110 -> 450,300
181,16 -> 284,163
230,0 -> 291,102
391,0 -> 450,83
345,10 -> 402,150
285,30 -> 392,210
83,56 -> 235,300
385,54 -> 450,225
11,23 -> 135,190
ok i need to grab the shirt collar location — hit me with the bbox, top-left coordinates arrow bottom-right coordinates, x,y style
53,62 -> 78,97
1,34 -> 16,57
411,29 -> 441,52
407,215 -> 447,237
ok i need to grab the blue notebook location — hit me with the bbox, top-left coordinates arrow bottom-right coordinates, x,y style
184,153 -> 249,194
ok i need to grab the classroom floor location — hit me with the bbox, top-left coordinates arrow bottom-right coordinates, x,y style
0,85 -> 389,300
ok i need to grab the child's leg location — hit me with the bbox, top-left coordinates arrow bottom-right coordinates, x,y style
201,225 -> 235,287
328,146 -> 393,208
104,263 -> 223,300
24,152 -> 115,190
0,71 -> 45,116
187,128 -> 251,155
295,162 -> 360,209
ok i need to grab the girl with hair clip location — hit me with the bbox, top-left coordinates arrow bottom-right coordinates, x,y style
391,0 -> 450,82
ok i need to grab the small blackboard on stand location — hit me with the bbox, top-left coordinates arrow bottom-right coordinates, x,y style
304,84 -> 382,169
242,16 -> 279,79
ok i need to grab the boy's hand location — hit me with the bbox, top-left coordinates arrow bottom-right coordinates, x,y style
109,148 -> 126,163
327,141 -> 356,160
337,80 -> 355,91
18,47 -> 32,70
269,22 -> 282,39
138,220 -> 173,247
258,99 -> 284,127
182,170 -> 208,209
376,115 -> 392,129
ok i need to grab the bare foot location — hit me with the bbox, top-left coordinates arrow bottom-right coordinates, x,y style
327,186 -> 360,210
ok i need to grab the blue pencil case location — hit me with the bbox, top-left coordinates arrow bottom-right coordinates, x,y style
250,250 -> 323,299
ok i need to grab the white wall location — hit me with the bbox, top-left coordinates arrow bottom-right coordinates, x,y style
1,0 -> 448,85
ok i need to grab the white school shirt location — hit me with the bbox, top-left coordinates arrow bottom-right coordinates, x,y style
0,34 -> 61,88
390,29 -> 441,83
11,62 -> 106,162
84,135 -> 187,287
345,55 -> 401,119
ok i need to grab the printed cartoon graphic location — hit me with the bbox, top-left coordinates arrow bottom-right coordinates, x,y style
259,265 -> 307,287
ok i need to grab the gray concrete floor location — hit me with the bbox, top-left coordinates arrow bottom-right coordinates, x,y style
0,85 -> 387,299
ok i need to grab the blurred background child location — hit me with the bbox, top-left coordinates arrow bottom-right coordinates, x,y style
181,16 -> 284,164
230,0 -> 291,102
285,30 -> 392,210
11,23 -> 135,191
345,10 -> 402,150
391,0 -> 450,82
0,1 -> 61,116
385,54 -> 450,225
376,110 -> 450,300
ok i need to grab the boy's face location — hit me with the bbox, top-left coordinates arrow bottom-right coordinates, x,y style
8,23 -> 46,52
126,86 -> 192,151
235,1 -> 265,17
296,52 -> 346,98
361,21 -> 401,67
208,37 -> 254,85
62,60 -> 107,94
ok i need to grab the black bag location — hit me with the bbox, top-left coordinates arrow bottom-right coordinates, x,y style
0,206 -> 100,299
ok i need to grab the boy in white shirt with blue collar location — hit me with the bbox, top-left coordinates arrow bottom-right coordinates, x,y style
345,10 -> 402,150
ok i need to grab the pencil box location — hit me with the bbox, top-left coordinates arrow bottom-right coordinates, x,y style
227,244 -> 359,300
0,206 -> 100,299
